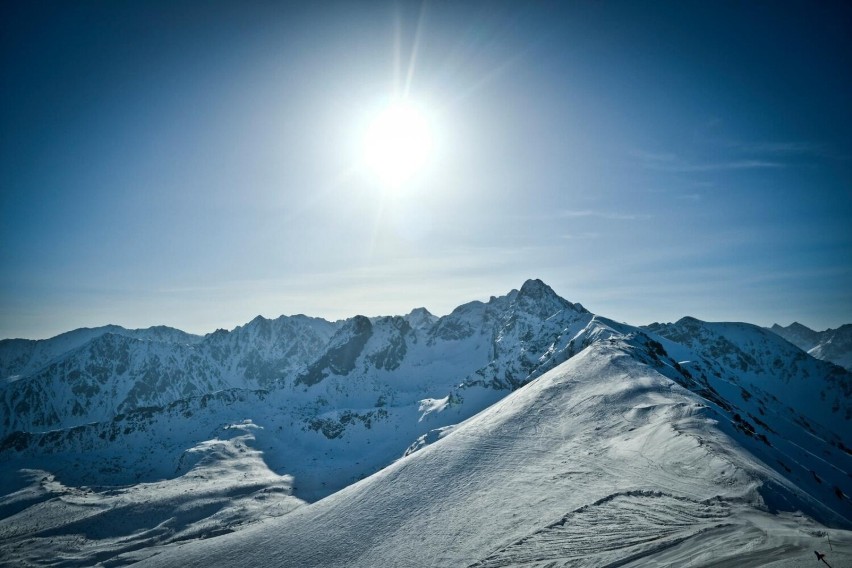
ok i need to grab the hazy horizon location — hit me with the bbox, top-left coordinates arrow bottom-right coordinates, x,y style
1,276 -> 846,341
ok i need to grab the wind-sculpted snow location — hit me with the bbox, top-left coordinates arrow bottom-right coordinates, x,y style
472,492 -> 733,567
0,421 -> 303,567
134,340 -> 851,568
1,280 -> 851,567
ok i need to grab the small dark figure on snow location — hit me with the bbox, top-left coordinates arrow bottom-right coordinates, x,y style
815,550 -> 832,567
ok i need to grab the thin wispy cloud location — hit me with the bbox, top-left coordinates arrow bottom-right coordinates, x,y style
628,149 -> 677,163
561,232 -> 601,240
722,140 -> 849,162
724,140 -> 825,156
676,193 -> 702,201
630,147 -> 788,173
640,159 -> 785,172
558,209 -> 651,220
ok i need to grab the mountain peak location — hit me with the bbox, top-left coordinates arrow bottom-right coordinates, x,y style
518,278 -> 553,299
515,279 -> 586,316
770,321 -> 813,332
3,282 -> 852,566
406,307 -> 433,318
405,307 -> 437,330
769,321 -> 852,371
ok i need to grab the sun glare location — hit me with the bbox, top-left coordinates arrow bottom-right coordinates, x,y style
363,101 -> 433,188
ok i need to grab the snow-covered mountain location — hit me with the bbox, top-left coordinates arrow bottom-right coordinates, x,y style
135,332 -> 852,568
1,280 -> 594,498
0,325 -> 203,383
644,317 -> 851,432
0,315 -> 337,435
1,280 -> 850,567
770,322 -> 852,372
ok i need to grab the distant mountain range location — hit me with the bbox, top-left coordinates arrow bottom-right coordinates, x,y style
1,280 -> 849,567
769,322 -> 852,371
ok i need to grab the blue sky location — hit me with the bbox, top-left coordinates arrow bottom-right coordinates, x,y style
2,1 -> 850,339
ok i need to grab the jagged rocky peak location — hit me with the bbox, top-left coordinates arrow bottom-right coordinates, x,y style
407,307 -> 432,317
404,307 -> 438,330
235,314 -> 274,334
204,328 -> 231,341
0,324 -> 204,381
518,278 -> 552,297
432,280 -> 585,342
213,313 -> 338,349
334,315 -> 373,340
770,322 -> 820,347
781,321 -> 820,335
296,315 -> 374,385
782,322 -> 815,333
769,321 -> 852,372
241,315 -> 279,343
513,278 -> 586,317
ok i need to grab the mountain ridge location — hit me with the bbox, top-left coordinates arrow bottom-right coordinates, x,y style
135,333 -> 851,568
769,321 -> 852,372
1,279 -> 850,567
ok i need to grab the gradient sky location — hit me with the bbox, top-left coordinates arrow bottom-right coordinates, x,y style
2,0 -> 851,339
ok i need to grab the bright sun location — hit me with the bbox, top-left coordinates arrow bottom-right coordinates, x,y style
363,100 -> 433,188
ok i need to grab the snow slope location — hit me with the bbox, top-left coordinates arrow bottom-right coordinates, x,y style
1,280 -> 595,501
645,317 -> 850,434
770,322 -> 852,372
135,333 -> 851,568
1,281 -> 850,567
0,420 -> 303,567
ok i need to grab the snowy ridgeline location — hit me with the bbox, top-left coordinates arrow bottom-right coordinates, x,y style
0,279 -> 850,567
769,321 -> 852,372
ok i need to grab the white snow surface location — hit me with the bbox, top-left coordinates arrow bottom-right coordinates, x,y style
0,420 -> 303,567
136,340 -> 851,568
1,280 -> 850,567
